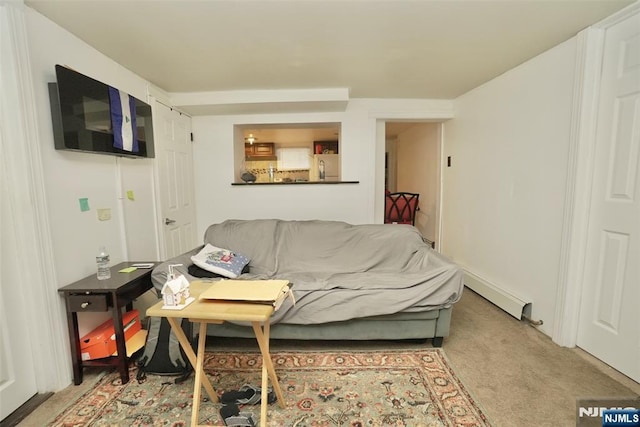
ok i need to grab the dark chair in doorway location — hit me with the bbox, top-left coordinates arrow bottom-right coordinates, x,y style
384,192 -> 420,226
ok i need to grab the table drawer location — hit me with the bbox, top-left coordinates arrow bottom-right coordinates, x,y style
67,294 -> 109,312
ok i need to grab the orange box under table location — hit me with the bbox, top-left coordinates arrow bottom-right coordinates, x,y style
79,309 -> 141,361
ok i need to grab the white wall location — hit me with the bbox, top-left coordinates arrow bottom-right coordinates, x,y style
442,38 -> 578,336
396,123 -> 440,241
19,1 -> 583,390
190,100 -> 453,240
26,8 -> 160,335
191,110 -> 368,236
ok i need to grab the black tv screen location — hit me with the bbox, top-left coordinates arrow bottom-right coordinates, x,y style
48,64 -> 154,158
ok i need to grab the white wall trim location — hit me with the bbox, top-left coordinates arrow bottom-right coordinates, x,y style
438,124 -> 446,252
1,0 -> 69,391
172,87 -> 350,106
553,3 -> 640,347
150,97 -> 169,262
595,0 -> 640,28
370,103 -> 454,225
366,100 -> 455,121
171,88 -> 350,115
464,270 -> 531,320
374,120 -> 386,223
147,83 -> 171,107
435,123 -> 443,250
552,27 -> 604,347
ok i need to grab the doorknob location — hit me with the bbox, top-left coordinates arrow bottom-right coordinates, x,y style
165,218 -> 176,225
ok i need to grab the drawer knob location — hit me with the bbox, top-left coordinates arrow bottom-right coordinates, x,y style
80,302 -> 90,309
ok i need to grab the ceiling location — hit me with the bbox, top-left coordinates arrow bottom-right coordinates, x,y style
27,0 -> 633,104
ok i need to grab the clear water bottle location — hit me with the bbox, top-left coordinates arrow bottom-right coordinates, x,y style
96,246 -> 111,280
268,163 -> 275,182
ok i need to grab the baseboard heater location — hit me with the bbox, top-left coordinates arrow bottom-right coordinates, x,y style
463,270 -> 533,321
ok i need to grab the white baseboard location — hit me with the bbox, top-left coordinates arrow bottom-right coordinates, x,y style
464,270 -> 531,320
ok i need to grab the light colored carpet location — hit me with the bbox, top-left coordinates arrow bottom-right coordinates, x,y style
17,288 -> 640,427
445,289 -> 639,426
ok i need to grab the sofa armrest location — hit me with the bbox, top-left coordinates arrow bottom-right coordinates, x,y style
150,245 -> 204,294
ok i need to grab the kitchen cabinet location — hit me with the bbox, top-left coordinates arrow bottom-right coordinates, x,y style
313,140 -> 339,154
245,142 -> 276,159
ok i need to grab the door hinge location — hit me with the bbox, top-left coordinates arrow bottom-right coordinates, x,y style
190,133 -> 194,142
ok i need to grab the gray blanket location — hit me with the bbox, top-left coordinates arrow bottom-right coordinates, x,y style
152,219 -> 463,325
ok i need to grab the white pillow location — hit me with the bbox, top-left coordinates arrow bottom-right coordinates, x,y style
190,244 -> 250,279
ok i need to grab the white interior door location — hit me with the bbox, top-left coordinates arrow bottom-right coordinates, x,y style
154,102 -> 197,260
577,11 -> 640,383
0,174 -> 37,421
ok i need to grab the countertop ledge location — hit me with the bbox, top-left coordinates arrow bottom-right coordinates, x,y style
232,181 -> 360,186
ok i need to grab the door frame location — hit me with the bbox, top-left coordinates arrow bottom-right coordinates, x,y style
149,94 -> 197,262
382,121 -> 443,247
553,2 -> 640,347
373,106 -> 454,249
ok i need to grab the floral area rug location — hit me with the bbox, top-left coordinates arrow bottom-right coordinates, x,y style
48,349 -> 491,426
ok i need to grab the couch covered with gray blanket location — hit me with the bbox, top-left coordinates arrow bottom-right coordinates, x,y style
151,219 -> 464,346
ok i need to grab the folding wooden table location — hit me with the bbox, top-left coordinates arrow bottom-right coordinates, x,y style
146,281 -> 286,427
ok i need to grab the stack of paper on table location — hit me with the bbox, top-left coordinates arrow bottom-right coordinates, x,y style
199,279 -> 293,310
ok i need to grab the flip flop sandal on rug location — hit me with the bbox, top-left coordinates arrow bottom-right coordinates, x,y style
220,403 -> 257,427
220,384 -> 277,405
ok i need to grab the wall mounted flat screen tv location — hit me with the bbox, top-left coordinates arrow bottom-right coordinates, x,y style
48,64 -> 154,158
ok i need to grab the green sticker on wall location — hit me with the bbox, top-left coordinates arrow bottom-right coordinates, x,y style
79,198 -> 90,212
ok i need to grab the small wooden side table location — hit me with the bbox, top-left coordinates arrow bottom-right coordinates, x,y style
146,281 -> 287,427
58,261 -> 157,385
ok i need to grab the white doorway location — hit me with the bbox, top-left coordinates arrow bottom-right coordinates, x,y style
384,121 -> 442,247
153,102 -> 198,260
576,10 -> 640,383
